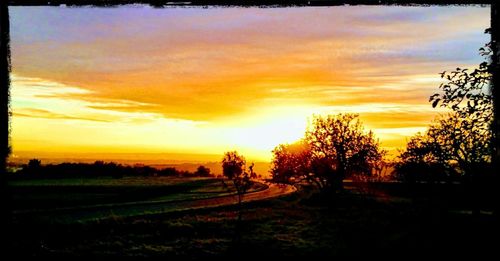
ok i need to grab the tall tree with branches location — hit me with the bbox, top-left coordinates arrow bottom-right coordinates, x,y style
271,113 -> 385,195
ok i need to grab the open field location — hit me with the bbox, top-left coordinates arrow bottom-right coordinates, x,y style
8,177 -> 293,223
6,183 -> 499,258
10,177 -> 239,211
8,176 -> 204,187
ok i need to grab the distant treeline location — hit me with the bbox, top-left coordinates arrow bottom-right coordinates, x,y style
9,159 -> 214,179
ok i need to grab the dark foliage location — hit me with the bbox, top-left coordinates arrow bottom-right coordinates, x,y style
271,113 -> 385,193
10,159 -> 215,179
396,40 -> 493,184
221,151 -> 255,208
194,166 -> 211,177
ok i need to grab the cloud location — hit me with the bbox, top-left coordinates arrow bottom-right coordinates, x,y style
7,6 -> 490,160
10,74 -> 177,124
13,108 -> 112,122
9,5 -> 489,122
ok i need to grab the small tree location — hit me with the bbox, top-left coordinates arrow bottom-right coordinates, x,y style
25,159 -> 42,175
27,159 -> 41,169
222,151 -> 254,212
194,165 -> 211,177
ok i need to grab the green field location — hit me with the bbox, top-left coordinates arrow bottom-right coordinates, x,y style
9,177 -> 267,223
7,177 -> 499,258
9,176 -> 198,187
6,184 -> 499,258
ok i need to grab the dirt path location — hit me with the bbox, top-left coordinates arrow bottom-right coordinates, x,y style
181,182 -> 297,210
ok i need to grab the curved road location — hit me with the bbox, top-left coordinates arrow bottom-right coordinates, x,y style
13,181 -> 297,223
181,182 -> 297,210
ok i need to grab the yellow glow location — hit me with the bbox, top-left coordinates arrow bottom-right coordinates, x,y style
9,6 -> 489,163
10,74 -> 451,162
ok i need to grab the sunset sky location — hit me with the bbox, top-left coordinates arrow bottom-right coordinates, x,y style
9,5 -> 490,163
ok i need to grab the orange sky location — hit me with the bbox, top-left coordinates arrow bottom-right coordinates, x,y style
8,5 -> 490,163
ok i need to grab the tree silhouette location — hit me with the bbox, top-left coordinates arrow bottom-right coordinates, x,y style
270,140 -> 312,185
24,159 -> 42,176
221,151 -> 253,215
194,165 -> 211,177
271,113 -> 384,194
397,39 -> 494,216
394,128 -> 455,183
396,114 -> 492,184
430,40 -> 492,133
429,113 -> 491,178
27,159 -> 41,170
398,40 -> 493,184
306,113 -> 384,193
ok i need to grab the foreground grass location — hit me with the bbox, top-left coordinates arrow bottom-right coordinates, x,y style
8,176 -> 213,187
7,186 -> 499,258
10,177 -> 266,212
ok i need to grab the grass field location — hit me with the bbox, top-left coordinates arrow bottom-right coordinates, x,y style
6,184 -> 499,258
9,177 -> 268,223
8,176 -> 197,187
6,177 -> 499,258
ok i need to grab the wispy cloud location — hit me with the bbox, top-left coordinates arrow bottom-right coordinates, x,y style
13,108 -> 112,122
10,74 -> 171,124
8,5 -> 490,160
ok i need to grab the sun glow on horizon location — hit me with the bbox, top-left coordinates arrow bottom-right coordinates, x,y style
11,75 -> 310,162
9,5 -> 490,163
10,74 -> 447,161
